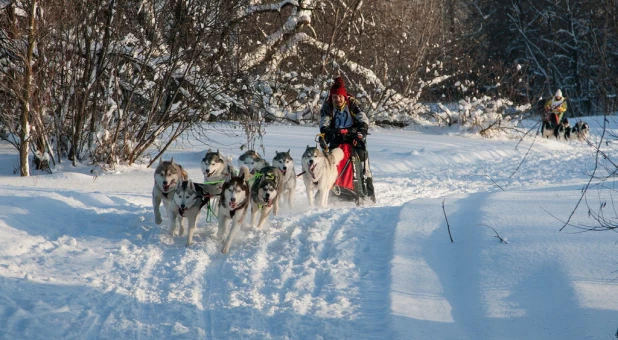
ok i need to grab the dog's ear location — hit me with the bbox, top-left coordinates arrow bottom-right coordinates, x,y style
207,148 -> 211,154
170,157 -> 174,164
217,149 -> 220,156
287,149 -> 290,154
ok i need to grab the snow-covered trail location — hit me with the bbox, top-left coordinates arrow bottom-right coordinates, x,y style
0,123 -> 617,339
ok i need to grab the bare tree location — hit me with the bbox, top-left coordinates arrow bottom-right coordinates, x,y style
0,0 -> 44,176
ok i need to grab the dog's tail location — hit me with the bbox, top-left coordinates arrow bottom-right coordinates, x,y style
330,147 -> 345,165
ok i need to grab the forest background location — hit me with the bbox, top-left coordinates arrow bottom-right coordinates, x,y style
0,0 -> 617,176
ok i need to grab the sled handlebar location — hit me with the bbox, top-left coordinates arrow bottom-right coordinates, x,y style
315,133 -> 329,152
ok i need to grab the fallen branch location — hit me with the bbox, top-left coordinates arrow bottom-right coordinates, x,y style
442,199 -> 454,243
481,168 -> 505,191
479,224 -> 508,244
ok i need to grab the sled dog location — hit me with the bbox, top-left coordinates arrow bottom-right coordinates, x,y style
201,149 -> 236,209
541,120 -> 554,139
153,158 -> 188,225
238,150 -> 269,174
571,121 -> 589,141
553,118 -> 569,140
250,166 -> 284,230
301,146 -> 344,208
168,180 -> 210,247
272,150 -> 296,208
218,166 -> 251,254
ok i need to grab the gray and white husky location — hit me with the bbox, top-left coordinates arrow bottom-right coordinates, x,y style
218,166 -> 251,254
168,180 -> 210,247
238,150 -> 269,174
153,158 -> 188,225
201,149 -> 236,209
250,166 -> 284,230
301,146 -> 344,208
272,150 -> 296,208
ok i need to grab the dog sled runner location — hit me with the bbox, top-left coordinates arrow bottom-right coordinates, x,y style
316,135 -> 373,206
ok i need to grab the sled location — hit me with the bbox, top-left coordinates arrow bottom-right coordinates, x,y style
316,134 -> 371,206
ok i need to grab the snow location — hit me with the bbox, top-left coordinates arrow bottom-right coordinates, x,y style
1,118 -> 618,339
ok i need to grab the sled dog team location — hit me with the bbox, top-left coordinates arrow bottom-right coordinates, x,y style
541,118 -> 590,141
152,146 -> 345,254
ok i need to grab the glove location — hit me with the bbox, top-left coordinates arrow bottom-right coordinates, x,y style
321,128 -> 336,144
357,130 -> 366,140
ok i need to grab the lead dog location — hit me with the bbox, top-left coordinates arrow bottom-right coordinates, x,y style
168,180 -> 210,247
238,150 -> 269,174
153,158 -> 188,225
301,146 -> 344,208
218,166 -> 251,254
250,166 -> 284,230
272,150 -> 296,208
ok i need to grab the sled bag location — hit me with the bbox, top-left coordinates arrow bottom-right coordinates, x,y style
334,144 -> 355,190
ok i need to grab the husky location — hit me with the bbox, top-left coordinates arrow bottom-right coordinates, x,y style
272,150 -> 296,208
250,166 -> 284,230
201,149 -> 236,210
553,118 -> 569,140
201,149 -> 235,184
301,146 -> 344,208
168,180 -> 210,247
238,150 -> 269,174
153,158 -> 188,225
571,121 -> 589,141
218,166 -> 251,254
541,120 -> 554,139
565,125 -> 572,140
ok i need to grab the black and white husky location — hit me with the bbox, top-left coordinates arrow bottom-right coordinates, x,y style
553,118 -> 569,141
168,180 -> 210,247
301,146 -> 344,208
152,158 -> 188,225
250,166 -> 284,230
541,120 -> 554,139
570,121 -> 590,141
272,150 -> 296,208
201,149 -> 236,210
238,150 -> 269,174
218,166 -> 251,254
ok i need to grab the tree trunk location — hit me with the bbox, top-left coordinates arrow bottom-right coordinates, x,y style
19,0 -> 38,177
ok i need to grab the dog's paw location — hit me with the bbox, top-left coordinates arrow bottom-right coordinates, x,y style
155,215 -> 163,224
221,247 -> 228,254
185,241 -> 193,247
